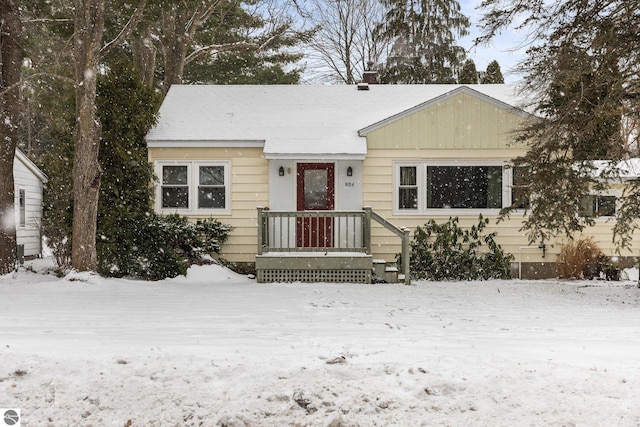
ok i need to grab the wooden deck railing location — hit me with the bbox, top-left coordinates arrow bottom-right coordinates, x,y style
257,207 -> 411,284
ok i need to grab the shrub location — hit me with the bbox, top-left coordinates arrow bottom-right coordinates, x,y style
97,214 -> 232,280
556,237 -> 604,279
408,215 -> 513,281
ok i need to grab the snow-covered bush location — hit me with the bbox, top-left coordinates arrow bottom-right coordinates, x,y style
98,214 -> 232,281
408,215 -> 512,281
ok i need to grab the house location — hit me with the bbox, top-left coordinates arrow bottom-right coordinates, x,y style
146,84 -> 639,282
14,148 -> 47,260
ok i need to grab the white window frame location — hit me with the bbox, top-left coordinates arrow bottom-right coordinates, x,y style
579,189 -> 621,222
393,160 -> 511,215
156,160 -> 231,215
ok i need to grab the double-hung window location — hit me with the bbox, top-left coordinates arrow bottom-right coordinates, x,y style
157,161 -> 230,214
198,165 -> 226,209
579,195 -> 617,218
161,165 -> 189,209
395,162 -> 510,214
398,166 -> 418,210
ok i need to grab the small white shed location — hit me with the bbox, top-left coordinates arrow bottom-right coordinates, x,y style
13,149 -> 47,258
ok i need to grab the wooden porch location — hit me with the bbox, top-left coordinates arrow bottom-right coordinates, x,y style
256,207 -> 410,284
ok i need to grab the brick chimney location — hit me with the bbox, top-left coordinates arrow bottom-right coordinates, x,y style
362,61 -> 378,84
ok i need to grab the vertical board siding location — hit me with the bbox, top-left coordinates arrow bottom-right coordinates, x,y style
365,92 -> 526,150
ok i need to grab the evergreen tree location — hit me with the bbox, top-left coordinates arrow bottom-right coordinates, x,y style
458,59 -> 478,84
180,1 -> 305,85
0,0 -> 23,273
488,3 -> 637,248
376,0 -> 470,84
481,60 -> 504,83
95,58 -> 161,278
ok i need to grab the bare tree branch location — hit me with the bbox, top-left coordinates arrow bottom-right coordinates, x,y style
100,0 -> 148,56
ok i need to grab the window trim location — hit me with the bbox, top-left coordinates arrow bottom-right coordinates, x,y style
393,160 -> 511,215
156,160 -> 231,215
579,190 -> 620,221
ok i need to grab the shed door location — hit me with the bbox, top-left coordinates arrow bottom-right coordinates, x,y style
296,163 -> 334,247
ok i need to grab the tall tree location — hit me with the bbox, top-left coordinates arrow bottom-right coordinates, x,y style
458,58 -> 478,84
481,59 -> 504,83
135,0 -> 308,93
96,59 -> 160,276
375,0 -> 470,84
305,0 -> 390,84
71,0 -> 146,271
0,0 -> 23,274
480,1 -> 640,250
183,0 -> 305,85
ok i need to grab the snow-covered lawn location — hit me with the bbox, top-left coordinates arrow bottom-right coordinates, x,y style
2,260 -> 640,427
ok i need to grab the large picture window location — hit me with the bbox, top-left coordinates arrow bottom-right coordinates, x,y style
427,166 -> 502,209
395,162 -> 510,214
157,161 -> 230,213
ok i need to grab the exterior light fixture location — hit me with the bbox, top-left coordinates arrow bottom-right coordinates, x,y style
279,166 -> 285,176
347,166 -> 353,177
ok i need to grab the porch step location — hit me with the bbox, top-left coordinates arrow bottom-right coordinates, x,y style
372,259 -> 400,283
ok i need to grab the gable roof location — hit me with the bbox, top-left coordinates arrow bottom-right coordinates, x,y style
15,148 -> 48,183
146,84 -> 526,159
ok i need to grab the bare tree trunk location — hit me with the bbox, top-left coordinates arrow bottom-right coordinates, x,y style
0,0 -> 23,274
71,0 -> 105,271
160,6 -> 190,93
132,30 -> 157,88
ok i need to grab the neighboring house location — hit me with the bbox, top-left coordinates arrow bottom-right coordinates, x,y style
146,84 -> 639,282
14,148 -> 47,259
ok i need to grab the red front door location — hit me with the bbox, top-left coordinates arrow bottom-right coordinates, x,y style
296,163 -> 335,247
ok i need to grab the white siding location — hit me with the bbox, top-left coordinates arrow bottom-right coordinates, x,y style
14,155 -> 45,257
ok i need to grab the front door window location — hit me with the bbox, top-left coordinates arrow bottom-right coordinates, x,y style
297,163 -> 335,247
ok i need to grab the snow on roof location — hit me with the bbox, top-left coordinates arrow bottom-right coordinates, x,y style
146,84 -> 525,158
592,159 -> 640,179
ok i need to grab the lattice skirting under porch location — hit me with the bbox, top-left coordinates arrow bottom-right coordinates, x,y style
257,269 -> 371,283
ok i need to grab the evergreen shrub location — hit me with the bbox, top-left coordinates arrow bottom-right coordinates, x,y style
408,215 -> 513,281
98,214 -> 232,281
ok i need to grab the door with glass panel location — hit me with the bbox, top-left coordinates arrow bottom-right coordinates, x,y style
296,163 -> 335,248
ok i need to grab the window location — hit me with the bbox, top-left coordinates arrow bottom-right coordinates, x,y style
18,189 -> 26,227
395,162 -> 509,214
161,165 -> 189,208
198,165 -> 226,209
158,161 -> 230,213
398,166 -> 418,210
510,166 -> 530,210
427,166 -> 502,209
579,195 -> 616,218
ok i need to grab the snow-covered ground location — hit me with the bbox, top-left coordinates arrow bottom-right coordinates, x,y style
2,259 -> 640,427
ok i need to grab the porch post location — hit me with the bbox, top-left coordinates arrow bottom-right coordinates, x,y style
402,227 -> 411,285
257,207 -> 266,255
363,206 -> 372,254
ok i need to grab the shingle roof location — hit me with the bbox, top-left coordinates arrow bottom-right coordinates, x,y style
146,84 -> 525,159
